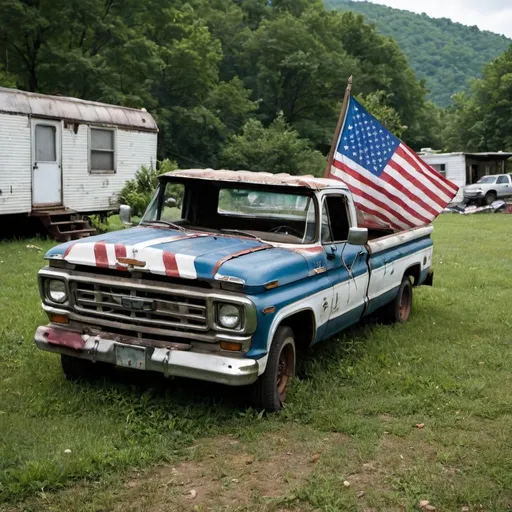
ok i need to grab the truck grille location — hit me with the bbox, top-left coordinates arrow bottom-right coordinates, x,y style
71,281 -> 208,332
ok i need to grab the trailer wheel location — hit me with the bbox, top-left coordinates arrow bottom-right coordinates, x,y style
251,326 -> 296,412
383,276 -> 413,324
61,354 -> 109,381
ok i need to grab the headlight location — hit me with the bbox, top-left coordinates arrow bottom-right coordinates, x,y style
217,303 -> 241,329
47,279 -> 67,304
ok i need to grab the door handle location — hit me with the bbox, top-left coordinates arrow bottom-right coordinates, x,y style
33,163 -> 38,170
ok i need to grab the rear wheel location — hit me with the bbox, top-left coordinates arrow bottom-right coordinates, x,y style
382,276 -> 413,324
251,326 -> 296,412
61,354 -> 110,381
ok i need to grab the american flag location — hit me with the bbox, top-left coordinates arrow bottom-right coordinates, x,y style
327,96 -> 459,231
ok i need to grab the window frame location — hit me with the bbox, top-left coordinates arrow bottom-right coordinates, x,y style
88,126 -> 117,174
497,175 -> 509,185
34,123 -> 58,163
320,194 -> 352,245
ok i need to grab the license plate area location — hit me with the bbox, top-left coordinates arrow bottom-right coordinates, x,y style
115,345 -> 146,370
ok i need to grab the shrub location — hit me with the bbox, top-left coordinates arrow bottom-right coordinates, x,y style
118,159 -> 178,217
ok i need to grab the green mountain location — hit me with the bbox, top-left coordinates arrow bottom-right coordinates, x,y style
325,0 -> 511,106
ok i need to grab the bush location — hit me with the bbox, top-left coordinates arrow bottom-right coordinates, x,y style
118,159 -> 178,217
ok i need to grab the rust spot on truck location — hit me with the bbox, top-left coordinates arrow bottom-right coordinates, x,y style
213,245 -> 274,274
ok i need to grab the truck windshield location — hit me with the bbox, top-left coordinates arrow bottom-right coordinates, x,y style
477,176 -> 497,184
142,181 -> 317,244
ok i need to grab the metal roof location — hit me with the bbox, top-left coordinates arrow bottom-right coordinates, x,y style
161,169 -> 347,190
0,87 -> 158,132
419,150 -> 512,161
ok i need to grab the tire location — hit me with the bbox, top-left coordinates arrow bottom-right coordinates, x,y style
382,276 -> 413,324
251,326 -> 296,412
61,354 -> 110,381
484,191 -> 497,205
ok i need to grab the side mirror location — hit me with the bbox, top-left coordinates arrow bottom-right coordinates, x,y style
347,227 -> 368,246
119,204 -> 133,226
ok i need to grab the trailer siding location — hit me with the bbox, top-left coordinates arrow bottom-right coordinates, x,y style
62,125 -> 157,212
421,153 -> 465,202
0,113 -> 32,215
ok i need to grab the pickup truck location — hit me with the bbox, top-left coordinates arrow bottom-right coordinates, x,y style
463,174 -> 512,205
34,169 -> 434,411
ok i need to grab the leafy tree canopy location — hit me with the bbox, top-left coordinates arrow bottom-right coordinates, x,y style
0,0 -> 440,172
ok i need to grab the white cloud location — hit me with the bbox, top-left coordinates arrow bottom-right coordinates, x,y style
356,0 -> 512,38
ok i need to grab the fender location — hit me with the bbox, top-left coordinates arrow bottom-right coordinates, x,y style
256,289 -> 328,375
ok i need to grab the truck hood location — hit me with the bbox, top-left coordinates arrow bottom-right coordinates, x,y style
464,183 -> 490,191
45,226 -> 326,292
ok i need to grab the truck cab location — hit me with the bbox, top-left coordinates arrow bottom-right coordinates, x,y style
34,169 -> 434,410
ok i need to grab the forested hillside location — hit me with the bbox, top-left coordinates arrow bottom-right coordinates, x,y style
326,0 -> 511,106
0,0 -> 440,172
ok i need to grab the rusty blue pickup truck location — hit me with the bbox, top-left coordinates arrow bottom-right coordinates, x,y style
34,169 -> 434,410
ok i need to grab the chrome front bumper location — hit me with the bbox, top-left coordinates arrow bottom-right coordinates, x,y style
34,326 -> 259,386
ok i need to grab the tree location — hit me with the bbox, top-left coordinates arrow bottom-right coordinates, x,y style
220,113 -> 326,176
442,46 -> 512,151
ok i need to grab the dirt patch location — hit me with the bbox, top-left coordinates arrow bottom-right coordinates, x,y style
114,430 -> 347,511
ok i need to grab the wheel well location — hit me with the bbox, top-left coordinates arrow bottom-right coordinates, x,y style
279,309 -> 315,353
404,264 -> 422,286
485,190 -> 497,196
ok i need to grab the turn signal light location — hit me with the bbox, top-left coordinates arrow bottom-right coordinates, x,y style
220,341 -> 242,352
49,313 -> 69,325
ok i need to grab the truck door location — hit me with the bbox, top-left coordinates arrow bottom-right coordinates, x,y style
321,194 -> 370,339
496,175 -> 512,198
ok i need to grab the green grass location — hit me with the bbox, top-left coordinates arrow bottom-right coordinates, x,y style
1,215 -> 512,511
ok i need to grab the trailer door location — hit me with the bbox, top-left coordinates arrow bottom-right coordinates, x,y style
32,119 -> 62,207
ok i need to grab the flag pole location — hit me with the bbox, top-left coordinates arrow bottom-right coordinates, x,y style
324,76 -> 353,178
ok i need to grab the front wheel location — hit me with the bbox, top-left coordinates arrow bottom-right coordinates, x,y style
382,276 -> 413,324
484,191 -> 497,205
250,326 -> 296,412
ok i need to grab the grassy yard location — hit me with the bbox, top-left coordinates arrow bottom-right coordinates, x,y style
1,215 -> 511,511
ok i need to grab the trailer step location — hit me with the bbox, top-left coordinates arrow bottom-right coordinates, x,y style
32,208 -> 96,241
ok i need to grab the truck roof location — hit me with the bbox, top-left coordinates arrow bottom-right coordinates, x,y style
162,169 -> 348,190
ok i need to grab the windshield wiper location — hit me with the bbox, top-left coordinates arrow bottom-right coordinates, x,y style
220,229 -> 263,241
142,220 -> 189,233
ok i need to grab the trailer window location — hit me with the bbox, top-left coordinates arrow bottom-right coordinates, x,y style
90,128 -> 115,173
35,125 -> 57,162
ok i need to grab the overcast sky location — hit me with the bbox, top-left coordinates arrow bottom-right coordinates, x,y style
355,0 -> 512,38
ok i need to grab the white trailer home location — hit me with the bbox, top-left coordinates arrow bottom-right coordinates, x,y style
0,87 -> 158,240
418,149 -> 512,203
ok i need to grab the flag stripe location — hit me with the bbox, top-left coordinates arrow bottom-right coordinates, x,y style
329,173 -> 402,230
394,147 -> 452,203
332,158 -> 430,225
387,157 -> 447,209
335,151 -> 442,218
346,183 -> 413,230
401,144 -> 460,195
379,165 -> 442,218
349,195 -> 402,231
